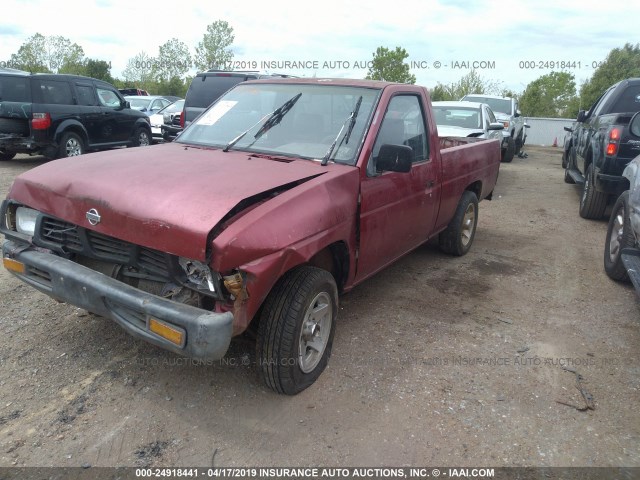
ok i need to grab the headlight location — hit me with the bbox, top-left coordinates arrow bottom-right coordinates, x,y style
16,207 -> 39,236
178,257 -> 216,293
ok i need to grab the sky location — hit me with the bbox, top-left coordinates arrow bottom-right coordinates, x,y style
0,0 -> 637,94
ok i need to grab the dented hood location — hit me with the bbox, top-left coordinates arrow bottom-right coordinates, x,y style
8,143 -> 328,260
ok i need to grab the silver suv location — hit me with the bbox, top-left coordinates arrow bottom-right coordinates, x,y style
461,94 -> 526,163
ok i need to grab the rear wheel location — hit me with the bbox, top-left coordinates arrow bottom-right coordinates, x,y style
257,266 -> 337,395
58,132 -> 84,158
579,164 -> 608,219
439,191 -> 479,256
0,150 -> 16,161
604,191 -> 634,282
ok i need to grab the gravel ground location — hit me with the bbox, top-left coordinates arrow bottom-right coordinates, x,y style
0,146 -> 638,468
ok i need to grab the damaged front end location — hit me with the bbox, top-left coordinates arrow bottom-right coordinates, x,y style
1,200 -> 236,360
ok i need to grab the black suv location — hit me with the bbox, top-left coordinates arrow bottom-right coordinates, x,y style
182,70 -> 294,128
0,70 -> 152,161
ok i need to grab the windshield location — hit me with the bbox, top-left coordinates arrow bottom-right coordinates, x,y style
464,96 -> 511,115
433,106 -> 482,129
128,97 -> 152,110
177,83 -> 381,165
159,99 -> 184,114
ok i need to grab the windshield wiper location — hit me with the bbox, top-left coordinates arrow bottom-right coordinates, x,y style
321,96 -> 362,166
223,92 -> 302,152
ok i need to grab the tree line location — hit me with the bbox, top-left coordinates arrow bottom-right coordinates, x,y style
6,25 -> 639,118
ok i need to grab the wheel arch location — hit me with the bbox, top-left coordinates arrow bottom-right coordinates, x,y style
465,180 -> 482,200
54,121 -> 88,146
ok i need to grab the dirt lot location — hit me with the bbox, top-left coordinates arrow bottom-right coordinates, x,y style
0,146 -> 639,468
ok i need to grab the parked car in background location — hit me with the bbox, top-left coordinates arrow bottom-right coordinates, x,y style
604,112 -> 640,287
119,88 -> 149,96
461,94 -> 526,163
182,70 -> 295,128
433,101 -> 504,147
125,95 -> 173,115
148,99 -> 184,143
161,109 -> 183,142
2,78 -> 500,394
564,78 -> 640,219
0,72 -> 152,160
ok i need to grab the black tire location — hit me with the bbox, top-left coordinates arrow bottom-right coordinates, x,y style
257,266 -> 338,395
57,132 -> 84,158
130,127 -> 151,147
0,150 -> 16,161
579,164 -> 608,219
562,150 -> 569,169
0,118 -> 28,135
501,137 -> 515,163
515,131 -> 523,155
564,167 -> 575,184
604,191 -> 634,282
439,190 -> 479,256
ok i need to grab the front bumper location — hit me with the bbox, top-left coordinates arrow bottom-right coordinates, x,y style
2,240 -> 234,360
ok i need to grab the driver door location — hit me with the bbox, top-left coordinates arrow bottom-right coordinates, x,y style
356,94 -> 439,282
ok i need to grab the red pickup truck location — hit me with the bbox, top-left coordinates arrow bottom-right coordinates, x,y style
1,78 -> 500,394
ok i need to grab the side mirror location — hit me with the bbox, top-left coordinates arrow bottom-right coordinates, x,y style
630,112 -> 640,138
514,109 -> 521,118
564,126 -> 573,133
376,144 -> 413,173
123,101 -> 130,109
577,110 -> 586,123
488,122 -> 505,131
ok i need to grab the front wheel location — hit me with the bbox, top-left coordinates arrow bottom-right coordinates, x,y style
439,190 -> 479,256
501,137 -> 515,163
257,266 -> 338,395
130,127 -> 151,147
604,191 -> 634,282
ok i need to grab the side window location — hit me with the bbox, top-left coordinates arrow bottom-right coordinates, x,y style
97,87 -> 121,108
487,107 -> 497,124
591,87 -> 615,118
76,84 -> 97,106
39,80 -> 73,105
370,95 -> 429,172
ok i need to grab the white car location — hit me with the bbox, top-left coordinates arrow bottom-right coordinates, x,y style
433,101 -> 504,147
148,99 -> 184,143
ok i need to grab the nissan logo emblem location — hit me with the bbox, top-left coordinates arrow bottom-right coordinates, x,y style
86,208 -> 101,226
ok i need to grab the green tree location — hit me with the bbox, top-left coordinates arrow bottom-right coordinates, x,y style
9,33 -> 84,73
157,76 -> 188,97
580,43 -> 640,110
154,38 -> 192,82
122,51 -> 155,90
430,70 -> 501,101
365,46 -> 415,84
193,20 -> 234,72
10,33 -> 84,73
82,59 -> 114,83
520,71 -> 578,118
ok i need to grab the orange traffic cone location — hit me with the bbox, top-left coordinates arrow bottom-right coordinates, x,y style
552,137 -> 558,147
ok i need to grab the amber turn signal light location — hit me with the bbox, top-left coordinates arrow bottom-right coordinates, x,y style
3,257 -> 25,274
149,318 -> 185,347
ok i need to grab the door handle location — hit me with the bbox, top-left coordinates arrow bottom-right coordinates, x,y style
425,179 -> 435,188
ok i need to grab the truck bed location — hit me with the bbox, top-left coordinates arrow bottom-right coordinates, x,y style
435,136 -> 501,232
